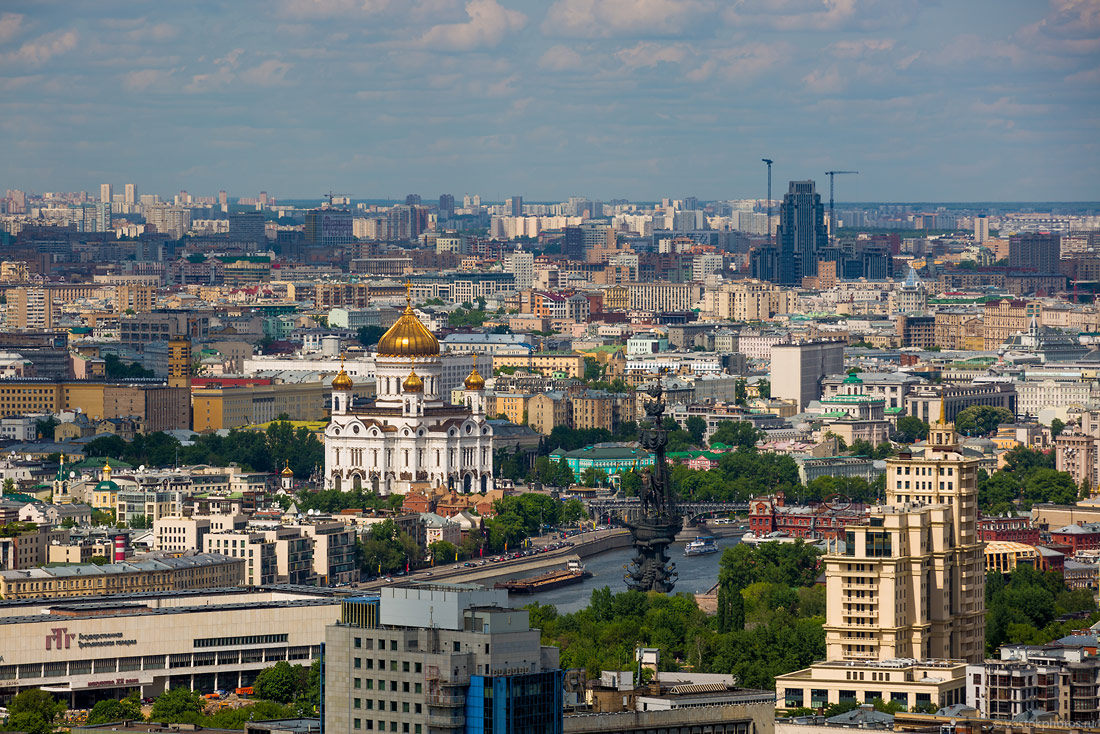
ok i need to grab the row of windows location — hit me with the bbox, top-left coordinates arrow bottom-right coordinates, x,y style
352,697 -> 422,714
352,658 -> 420,674
351,719 -> 420,732
194,634 -> 288,649
352,678 -> 423,694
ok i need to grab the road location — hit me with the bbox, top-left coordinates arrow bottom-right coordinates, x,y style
353,527 -> 629,592
353,523 -> 745,593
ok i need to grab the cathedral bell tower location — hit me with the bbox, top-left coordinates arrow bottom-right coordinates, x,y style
402,358 -> 425,417
462,355 -> 486,417
332,355 -> 354,415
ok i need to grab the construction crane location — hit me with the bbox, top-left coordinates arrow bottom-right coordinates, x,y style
323,191 -> 348,207
824,171 -> 858,234
761,159 -> 773,235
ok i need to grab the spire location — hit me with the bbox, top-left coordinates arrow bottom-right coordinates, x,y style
405,280 -> 412,310
938,395 -> 946,425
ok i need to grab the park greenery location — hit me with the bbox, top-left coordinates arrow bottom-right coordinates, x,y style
986,566 -> 1100,654
83,420 -> 324,478
529,540 -> 825,690
4,664 -> 318,733
954,405 -> 1015,436
978,446 -> 1079,513
103,352 -> 155,379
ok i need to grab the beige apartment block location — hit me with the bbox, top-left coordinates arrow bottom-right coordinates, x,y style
776,413 -> 984,712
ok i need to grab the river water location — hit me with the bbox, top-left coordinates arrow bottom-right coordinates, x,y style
510,532 -> 744,614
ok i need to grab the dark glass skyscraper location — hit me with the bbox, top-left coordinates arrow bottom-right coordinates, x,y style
777,180 -> 828,285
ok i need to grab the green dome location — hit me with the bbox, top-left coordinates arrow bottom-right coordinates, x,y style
95,480 -> 121,493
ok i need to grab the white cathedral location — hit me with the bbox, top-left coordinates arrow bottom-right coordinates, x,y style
323,290 -> 494,495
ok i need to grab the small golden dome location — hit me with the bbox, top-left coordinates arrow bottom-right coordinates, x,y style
332,355 -> 354,391
376,282 -> 440,358
464,365 -> 485,391
403,362 -> 424,393
281,461 -> 294,477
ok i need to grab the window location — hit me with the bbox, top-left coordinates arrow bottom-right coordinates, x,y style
354,699 -> 361,709
354,719 -> 360,730
355,637 -> 362,648
415,663 -> 422,673
354,658 -> 361,669
354,678 -> 361,690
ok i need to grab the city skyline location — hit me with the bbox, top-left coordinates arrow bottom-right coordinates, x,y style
1,0 -> 1098,201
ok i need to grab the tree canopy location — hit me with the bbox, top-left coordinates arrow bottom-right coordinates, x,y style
954,405 -> 1014,436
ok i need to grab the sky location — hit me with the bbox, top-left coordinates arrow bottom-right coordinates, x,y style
0,0 -> 1098,203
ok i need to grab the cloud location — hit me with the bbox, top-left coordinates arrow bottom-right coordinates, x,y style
241,59 -> 293,86
615,42 -> 690,69
5,30 -> 77,66
829,38 -> 895,58
418,0 -> 526,51
1019,0 -> 1100,55
724,0 -> 919,32
123,68 -> 171,91
0,12 -> 23,44
686,42 -> 786,82
971,96 -> 1054,117
543,0 -> 716,38
538,44 -> 586,70
278,0 -> 395,19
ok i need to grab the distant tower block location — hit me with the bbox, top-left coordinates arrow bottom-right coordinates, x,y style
168,337 -> 192,389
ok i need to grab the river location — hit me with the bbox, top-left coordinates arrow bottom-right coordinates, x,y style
509,532 -> 744,614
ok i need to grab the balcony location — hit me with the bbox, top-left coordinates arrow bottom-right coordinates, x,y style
427,693 -> 465,707
428,713 -> 465,728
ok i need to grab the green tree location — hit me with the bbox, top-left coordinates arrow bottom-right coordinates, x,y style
428,540 -> 459,564
7,689 -> 65,734
560,498 -> 586,524
709,421 -> 763,450
583,356 -> 602,382
580,467 -> 609,487
1051,418 -> 1066,439
126,514 -> 150,530
151,687 -> 205,723
357,325 -> 387,348
685,416 -> 707,446
486,512 -> 527,550
254,661 -> 301,704
103,353 -> 155,379
87,694 -> 142,725
619,469 -> 642,497
36,416 -> 59,440
757,379 -> 771,399
954,405 -> 1014,436
895,415 -> 930,443
734,379 -> 748,406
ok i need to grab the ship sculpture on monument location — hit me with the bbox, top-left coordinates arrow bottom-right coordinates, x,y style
624,383 -> 683,593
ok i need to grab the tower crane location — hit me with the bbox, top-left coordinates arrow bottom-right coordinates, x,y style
825,171 -> 858,234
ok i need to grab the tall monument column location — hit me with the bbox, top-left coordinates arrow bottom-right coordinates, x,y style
624,384 -> 683,593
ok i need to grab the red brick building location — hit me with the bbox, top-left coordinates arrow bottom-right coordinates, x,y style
979,516 -> 1040,545
1051,523 -> 1100,554
748,492 -> 866,541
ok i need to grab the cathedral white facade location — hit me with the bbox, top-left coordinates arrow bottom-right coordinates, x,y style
323,293 -> 494,495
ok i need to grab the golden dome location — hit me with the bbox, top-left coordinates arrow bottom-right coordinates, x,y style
332,355 -> 354,391
281,460 -> 294,477
376,282 -> 440,358
464,361 -> 485,391
403,361 -> 424,393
